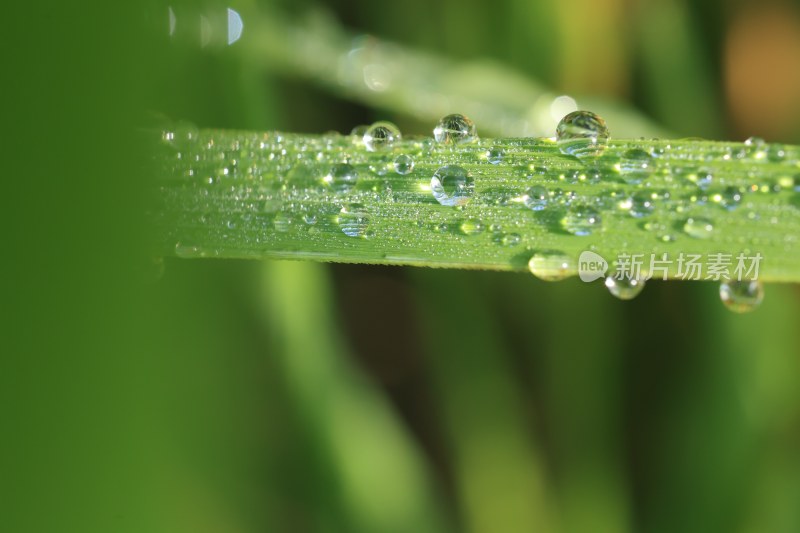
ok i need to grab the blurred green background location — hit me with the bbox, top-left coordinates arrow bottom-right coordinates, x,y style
5,0 -> 800,532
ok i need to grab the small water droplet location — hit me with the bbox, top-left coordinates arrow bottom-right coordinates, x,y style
619,149 -> 654,184
431,165 -> 474,206
528,251 -> 576,281
712,186 -> 743,210
605,275 -> 645,300
324,163 -> 358,192
486,146 -> 505,164
393,154 -> 415,175
556,110 -> 609,159
745,136 -> 767,159
337,203 -> 370,237
500,233 -> 521,246
363,121 -> 401,152
460,218 -> 484,235
630,190 -> 656,218
433,114 -> 477,145
273,212 -> 292,232
524,185 -> 549,211
683,216 -> 714,239
561,204 -> 602,236
720,280 -> 764,313
350,124 -> 369,137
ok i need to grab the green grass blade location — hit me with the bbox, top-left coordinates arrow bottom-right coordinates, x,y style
156,127 -> 800,282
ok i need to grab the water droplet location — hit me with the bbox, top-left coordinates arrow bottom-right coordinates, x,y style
324,163 -> 358,192
683,216 -> 714,239
556,110 -> 609,159
524,185 -> 549,211
500,233 -> 521,246
337,204 -> 370,237
619,149 -> 654,184
393,154 -> 415,175
431,165 -> 474,206
561,205 -> 602,236
605,275 -> 645,300
486,146 -> 505,164
712,186 -> 743,210
630,191 -> 655,218
433,114 -> 477,145
528,251 -> 576,281
273,212 -> 292,232
350,124 -> 369,137
720,280 -> 764,313
745,136 -> 767,159
363,121 -> 401,152
460,218 -> 484,236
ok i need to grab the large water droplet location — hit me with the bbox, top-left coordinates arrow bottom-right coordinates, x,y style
605,275 -> 645,300
528,251 -> 576,281
431,165 -> 474,206
337,203 -> 370,237
433,114 -> 477,145
524,185 -> 549,211
393,154 -> 415,175
324,163 -> 358,192
720,280 -> 764,313
683,216 -> 714,239
561,205 -> 602,236
363,121 -> 401,152
556,110 -> 609,159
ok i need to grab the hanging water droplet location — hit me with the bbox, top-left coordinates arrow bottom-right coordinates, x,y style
363,121 -> 401,152
486,146 -> 505,164
431,165 -> 474,206
324,163 -> 358,192
630,190 -> 656,218
433,114 -> 477,145
459,218 -> 484,236
683,216 -> 714,239
523,185 -> 549,211
619,149 -> 654,184
556,110 -> 609,159
528,251 -> 576,281
561,205 -> 602,236
393,154 -> 415,175
719,280 -> 764,313
337,203 -> 370,237
605,275 -> 645,300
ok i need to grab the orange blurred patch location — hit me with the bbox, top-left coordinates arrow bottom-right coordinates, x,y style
725,2 -> 800,141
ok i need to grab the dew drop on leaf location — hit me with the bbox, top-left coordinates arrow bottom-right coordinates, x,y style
324,163 -> 358,192
431,165 -> 474,206
561,204 -> 602,236
337,203 -> 370,237
393,154 -> 415,175
556,110 -> 609,159
524,185 -> 549,211
363,121 -> 401,152
683,216 -> 714,239
433,114 -> 477,145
